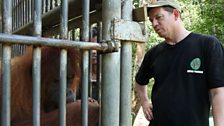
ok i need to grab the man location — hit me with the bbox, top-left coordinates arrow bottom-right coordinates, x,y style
135,0 -> 224,126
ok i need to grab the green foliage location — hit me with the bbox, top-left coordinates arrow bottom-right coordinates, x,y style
147,78 -> 154,98
180,0 -> 224,43
133,0 -> 140,7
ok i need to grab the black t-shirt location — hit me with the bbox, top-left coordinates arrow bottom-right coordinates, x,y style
135,33 -> 224,126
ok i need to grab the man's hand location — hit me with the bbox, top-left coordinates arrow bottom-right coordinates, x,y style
142,101 -> 154,121
135,82 -> 154,121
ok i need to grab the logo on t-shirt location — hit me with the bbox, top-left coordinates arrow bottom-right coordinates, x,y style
187,58 -> 203,74
190,58 -> 201,70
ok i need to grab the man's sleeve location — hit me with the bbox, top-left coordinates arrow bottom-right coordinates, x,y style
135,50 -> 153,85
206,36 -> 224,89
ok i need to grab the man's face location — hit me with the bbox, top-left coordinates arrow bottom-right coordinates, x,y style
148,7 -> 175,38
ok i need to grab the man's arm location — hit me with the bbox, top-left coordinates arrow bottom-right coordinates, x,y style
135,82 -> 153,121
210,87 -> 224,126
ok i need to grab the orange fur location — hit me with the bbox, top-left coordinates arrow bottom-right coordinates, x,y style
0,46 -> 99,125
12,100 -> 99,126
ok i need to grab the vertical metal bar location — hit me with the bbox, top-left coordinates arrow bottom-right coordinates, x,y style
17,0 -> 19,27
24,0 -> 27,24
28,0 -> 31,22
12,0 -> 15,30
21,0 -> 24,26
101,0 -> 121,125
28,0 -> 31,21
1,47 -> 11,126
81,0 -> 90,125
27,0 -> 29,23
22,0 -> 24,24
96,22 -> 102,126
42,0 -> 45,13
11,44 -> 15,57
32,48 -> 41,126
18,0 -> 22,27
50,0 -> 53,10
59,50 -> 67,126
88,35 -> 92,97
1,0 -> 12,126
14,0 -> 16,26
120,41 -> 133,126
13,44 -> 17,56
71,29 -> 75,40
88,27 -> 92,96
82,0 -> 89,41
17,0 -> 20,28
120,1 -> 133,126
25,0 -> 28,23
59,0 -> 68,125
96,22 -> 102,102
81,50 -> 89,126
32,0 -> 42,126
47,0 -> 50,11
56,0 -> 60,7
24,0 -> 26,24
33,0 -> 42,37
60,0 -> 68,40
25,0 -> 29,24
15,0 -> 18,29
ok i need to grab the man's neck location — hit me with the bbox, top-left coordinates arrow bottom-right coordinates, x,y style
166,28 -> 190,45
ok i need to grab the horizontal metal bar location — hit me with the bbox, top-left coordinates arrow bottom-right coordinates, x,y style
0,33 -> 109,51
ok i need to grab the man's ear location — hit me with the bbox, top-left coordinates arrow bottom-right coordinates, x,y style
173,9 -> 180,20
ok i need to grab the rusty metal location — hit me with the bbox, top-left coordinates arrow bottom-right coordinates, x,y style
112,19 -> 148,42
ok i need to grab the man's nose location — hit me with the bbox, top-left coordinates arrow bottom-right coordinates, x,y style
152,19 -> 159,28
